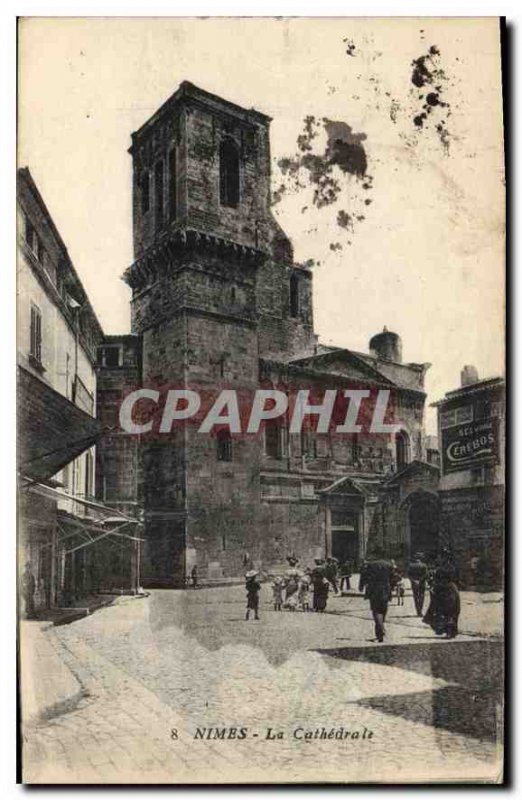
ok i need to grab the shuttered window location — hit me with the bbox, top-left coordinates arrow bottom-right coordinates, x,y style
30,303 -> 42,364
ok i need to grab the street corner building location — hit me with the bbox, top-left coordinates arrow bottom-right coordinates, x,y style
432,366 -> 505,590
95,81 -> 444,589
17,169 -> 142,616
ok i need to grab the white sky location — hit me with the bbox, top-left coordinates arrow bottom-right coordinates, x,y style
17,17 -> 505,434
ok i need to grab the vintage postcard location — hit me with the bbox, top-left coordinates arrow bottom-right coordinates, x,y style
17,17 -> 505,784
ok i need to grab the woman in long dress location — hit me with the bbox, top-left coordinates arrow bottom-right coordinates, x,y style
423,553 -> 460,638
311,559 -> 329,612
284,555 -> 301,610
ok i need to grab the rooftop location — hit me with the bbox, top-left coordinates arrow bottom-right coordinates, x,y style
431,375 -> 505,407
129,80 -> 271,152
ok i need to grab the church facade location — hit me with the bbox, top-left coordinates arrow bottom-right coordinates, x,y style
96,81 -> 440,587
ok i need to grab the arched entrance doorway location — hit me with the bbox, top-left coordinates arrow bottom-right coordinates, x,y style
404,490 -> 440,560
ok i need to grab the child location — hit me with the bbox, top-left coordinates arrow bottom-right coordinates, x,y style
297,575 -> 311,611
245,570 -> 261,620
396,577 -> 405,606
272,577 -> 284,611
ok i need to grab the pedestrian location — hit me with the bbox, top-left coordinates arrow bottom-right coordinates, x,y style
423,550 -> 460,638
324,557 -> 339,594
395,577 -> 405,606
407,552 -> 429,616
339,560 -> 352,592
363,551 -> 395,642
311,559 -> 329,612
358,560 -> 369,596
284,555 -> 301,609
21,562 -> 36,618
390,562 -> 404,606
297,574 -> 311,611
272,576 -> 284,611
245,569 -> 261,620
190,564 -> 199,589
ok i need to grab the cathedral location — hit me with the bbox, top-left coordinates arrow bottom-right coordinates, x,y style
96,81 -> 440,587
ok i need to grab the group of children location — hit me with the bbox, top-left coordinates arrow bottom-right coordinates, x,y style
244,556 -> 410,621
244,556 -> 336,620
244,569 -> 312,620
271,573 -> 313,612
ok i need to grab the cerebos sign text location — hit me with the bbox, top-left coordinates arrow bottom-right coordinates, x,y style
441,418 -> 500,474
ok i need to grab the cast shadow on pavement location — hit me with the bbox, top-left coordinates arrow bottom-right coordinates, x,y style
314,639 -> 503,742
351,685 -> 500,742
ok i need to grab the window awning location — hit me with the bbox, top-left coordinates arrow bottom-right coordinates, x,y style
17,365 -> 104,482
20,480 -> 144,555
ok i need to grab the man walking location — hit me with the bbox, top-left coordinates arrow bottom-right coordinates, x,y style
361,551 -> 395,643
190,564 -> 199,589
407,552 -> 429,616
325,557 -> 339,594
339,560 -> 352,592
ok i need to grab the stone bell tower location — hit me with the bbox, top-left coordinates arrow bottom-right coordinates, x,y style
123,82 -> 316,586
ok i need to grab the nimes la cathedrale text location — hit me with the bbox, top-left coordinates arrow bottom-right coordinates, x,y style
170,726 -> 375,742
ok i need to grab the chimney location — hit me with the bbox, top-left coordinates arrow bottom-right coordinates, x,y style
461,365 -> 479,387
369,326 -> 402,363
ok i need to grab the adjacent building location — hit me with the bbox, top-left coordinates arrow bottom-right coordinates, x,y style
94,81 -> 441,587
433,366 -> 505,588
17,168 -> 141,612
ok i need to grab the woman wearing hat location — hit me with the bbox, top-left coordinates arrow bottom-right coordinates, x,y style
423,550 -> 460,638
284,555 -> 301,609
245,570 -> 261,621
311,558 -> 329,612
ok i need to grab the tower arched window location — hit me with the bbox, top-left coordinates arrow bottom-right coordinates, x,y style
289,273 -> 300,317
219,138 -> 240,208
395,430 -> 411,469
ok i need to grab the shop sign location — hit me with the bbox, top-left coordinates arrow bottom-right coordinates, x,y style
441,418 -> 500,474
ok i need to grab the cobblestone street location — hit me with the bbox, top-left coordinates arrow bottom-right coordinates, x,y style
22,585 -> 503,784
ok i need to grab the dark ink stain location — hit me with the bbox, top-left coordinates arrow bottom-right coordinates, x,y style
275,115 -> 372,233
323,119 -> 368,178
336,210 -> 352,230
389,99 -> 400,124
426,92 -> 440,106
273,54 -> 379,252
408,44 -> 452,152
343,38 -> 356,57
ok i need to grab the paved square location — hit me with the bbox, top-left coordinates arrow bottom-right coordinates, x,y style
22,585 -> 503,784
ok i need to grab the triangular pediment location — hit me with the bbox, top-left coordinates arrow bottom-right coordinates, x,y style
320,475 -> 369,497
383,459 -> 440,486
289,349 -> 396,387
